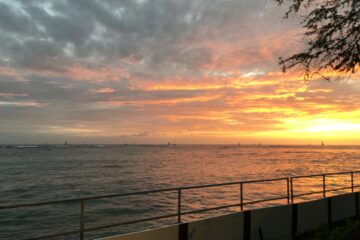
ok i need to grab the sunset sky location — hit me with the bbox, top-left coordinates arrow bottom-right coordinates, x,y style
0,0 -> 359,145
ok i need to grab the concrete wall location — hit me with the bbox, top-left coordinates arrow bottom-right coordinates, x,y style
100,225 -> 179,240
250,205 -> 292,240
331,192 -> 357,222
296,198 -> 328,235
188,212 -> 243,240
100,192 -> 360,240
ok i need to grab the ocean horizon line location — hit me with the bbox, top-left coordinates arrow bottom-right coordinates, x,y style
1,143 -> 360,147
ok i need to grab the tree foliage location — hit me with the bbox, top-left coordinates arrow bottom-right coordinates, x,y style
276,0 -> 359,80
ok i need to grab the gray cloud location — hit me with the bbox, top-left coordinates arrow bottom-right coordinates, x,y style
0,0 -> 292,75
0,1 -> 35,34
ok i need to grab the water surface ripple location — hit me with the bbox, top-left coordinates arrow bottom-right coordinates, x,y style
1,145 -> 360,239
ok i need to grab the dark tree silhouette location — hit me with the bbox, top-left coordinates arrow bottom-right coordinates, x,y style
276,0 -> 359,80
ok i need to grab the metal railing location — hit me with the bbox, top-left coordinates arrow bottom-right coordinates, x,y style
1,170 -> 360,240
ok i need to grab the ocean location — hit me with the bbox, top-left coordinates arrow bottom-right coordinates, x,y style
1,145 -> 360,239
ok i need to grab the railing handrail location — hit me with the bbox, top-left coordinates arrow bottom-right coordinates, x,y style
291,170 -> 360,179
0,176 -> 289,209
1,170 -> 359,240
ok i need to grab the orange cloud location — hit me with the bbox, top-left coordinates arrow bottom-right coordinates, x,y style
95,88 -> 116,93
0,66 -> 26,81
65,64 -> 130,82
99,94 -> 223,107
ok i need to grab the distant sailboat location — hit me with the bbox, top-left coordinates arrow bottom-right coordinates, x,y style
321,141 -> 325,146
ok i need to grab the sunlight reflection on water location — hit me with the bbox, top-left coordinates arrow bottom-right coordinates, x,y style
1,145 -> 360,239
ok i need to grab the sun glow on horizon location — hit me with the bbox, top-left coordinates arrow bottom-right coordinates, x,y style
302,122 -> 360,133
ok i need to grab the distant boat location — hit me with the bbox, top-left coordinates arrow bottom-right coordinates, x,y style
321,141 -> 325,146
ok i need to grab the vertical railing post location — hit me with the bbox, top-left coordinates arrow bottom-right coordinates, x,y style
351,172 -> 354,192
322,174 -> 326,198
177,189 -> 181,223
80,199 -> 85,240
290,177 -> 294,204
286,178 -> 290,204
240,182 -> 244,211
